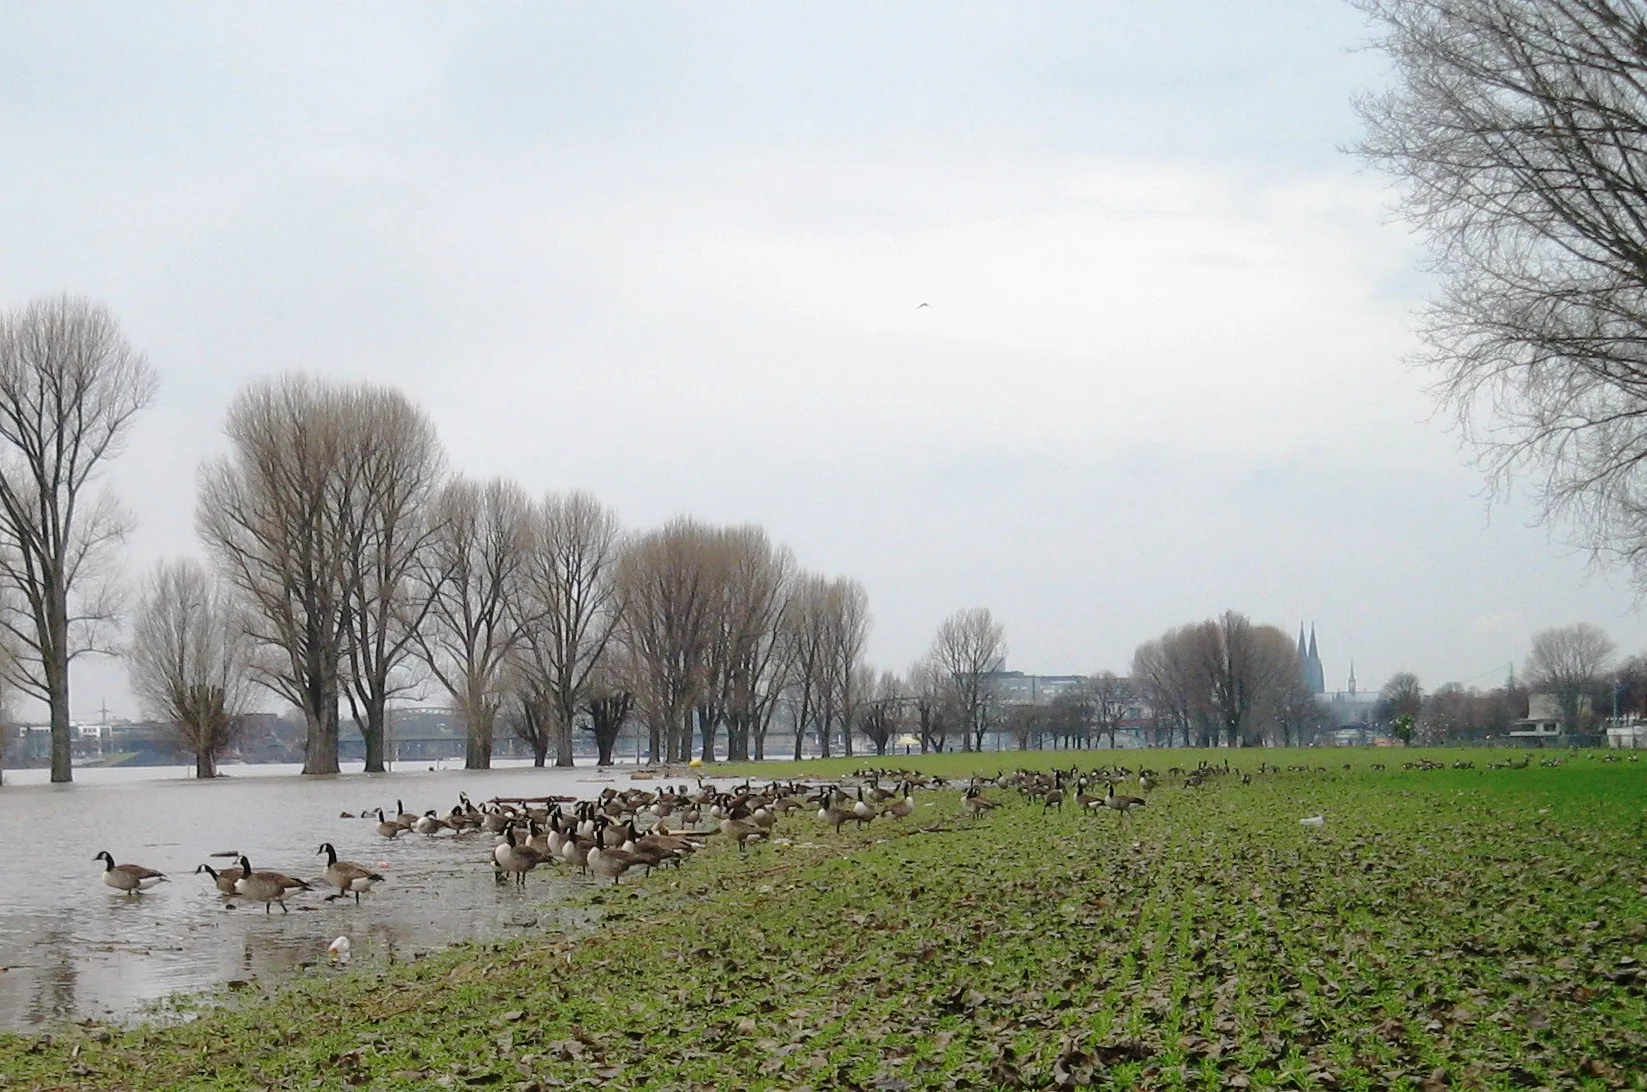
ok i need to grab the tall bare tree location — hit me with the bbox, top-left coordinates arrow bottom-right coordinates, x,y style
1089,670 -> 1134,748
908,656 -> 953,753
198,375 -> 357,774
0,296 -> 157,782
583,655 -> 636,766
823,577 -> 870,758
128,559 -> 253,779
857,669 -> 903,756
929,607 -> 1005,752
340,387 -> 445,772
1355,0 -> 1647,580
780,572 -> 833,758
509,491 -> 624,767
1190,612 -> 1298,747
616,518 -> 719,763
1525,622 -> 1615,733
717,528 -> 793,762
417,477 -> 530,769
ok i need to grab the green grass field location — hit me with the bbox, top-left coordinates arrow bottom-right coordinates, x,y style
3,749 -> 1644,1090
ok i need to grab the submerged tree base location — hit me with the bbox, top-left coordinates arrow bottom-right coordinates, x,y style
3,750 -> 1643,1089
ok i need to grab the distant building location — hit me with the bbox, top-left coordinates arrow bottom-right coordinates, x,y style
1510,693 -> 1571,743
1297,624 -> 1325,696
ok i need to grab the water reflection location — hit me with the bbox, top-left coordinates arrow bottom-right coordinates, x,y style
0,762 -> 686,1032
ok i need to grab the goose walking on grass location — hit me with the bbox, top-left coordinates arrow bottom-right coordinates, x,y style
234,855 -> 312,914
962,785 -> 999,820
94,851 -> 167,895
317,843 -> 384,904
1103,782 -> 1146,822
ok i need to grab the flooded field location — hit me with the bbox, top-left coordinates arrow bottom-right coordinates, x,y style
0,761 -> 694,1033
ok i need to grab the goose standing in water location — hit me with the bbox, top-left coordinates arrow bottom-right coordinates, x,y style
195,862 -> 244,895
93,851 -> 167,895
234,855 -> 312,914
317,843 -> 384,905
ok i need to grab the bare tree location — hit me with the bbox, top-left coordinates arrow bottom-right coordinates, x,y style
823,577 -> 870,758
908,656 -> 953,753
616,518 -> 719,763
1132,637 -> 1195,747
199,376 -> 356,775
1355,1 -> 1647,581
1271,675 -> 1330,747
0,296 -> 157,782
1376,672 -> 1425,726
583,656 -> 636,766
340,387 -> 445,772
510,492 -> 623,767
1049,682 -> 1096,749
417,477 -> 530,769
857,669 -> 903,756
1089,671 -> 1133,748
929,607 -> 1006,752
128,559 -> 253,778
779,572 -> 833,759
1525,622 -> 1615,733
717,528 -> 793,762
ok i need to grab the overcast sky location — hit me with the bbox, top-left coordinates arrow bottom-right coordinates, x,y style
3,2 -> 1641,721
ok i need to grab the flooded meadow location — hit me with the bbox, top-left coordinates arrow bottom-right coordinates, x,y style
0,761 -> 675,1032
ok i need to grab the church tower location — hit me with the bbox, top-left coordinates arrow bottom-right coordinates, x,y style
1304,625 -> 1325,695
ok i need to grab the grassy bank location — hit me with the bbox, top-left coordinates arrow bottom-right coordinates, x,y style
4,752 -> 1645,1089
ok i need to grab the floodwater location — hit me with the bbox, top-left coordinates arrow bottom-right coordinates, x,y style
0,760 -> 704,1033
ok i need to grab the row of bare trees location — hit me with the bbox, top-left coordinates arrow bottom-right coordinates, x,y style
0,295 -> 1014,778
1131,611 -> 1326,748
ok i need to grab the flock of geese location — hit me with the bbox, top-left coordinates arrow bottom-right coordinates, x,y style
92,751 -> 1608,908
88,776 -> 942,910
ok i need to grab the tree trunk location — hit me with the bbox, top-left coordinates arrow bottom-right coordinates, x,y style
554,704 -> 575,767
465,697 -> 494,769
303,692 -> 341,775
698,706 -> 718,763
49,679 -> 72,784
47,589 -> 72,782
532,733 -> 549,767
360,700 -> 387,773
196,743 -> 217,779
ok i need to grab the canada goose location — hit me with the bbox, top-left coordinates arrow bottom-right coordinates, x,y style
234,855 -> 312,914
493,827 -> 544,888
962,786 -> 999,819
94,851 -> 167,895
393,799 -> 418,829
817,793 -> 861,833
1103,782 -> 1146,821
852,788 -> 876,822
719,815 -> 768,854
372,808 -> 403,839
588,843 -> 641,885
882,783 -> 915,820
1043,772 -> 1065,812
316,843 -> 384,905
195,862 -> 244,895
413,810 -> 449,837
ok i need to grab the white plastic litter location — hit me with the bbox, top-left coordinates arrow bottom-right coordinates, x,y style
1299,815 -> 1325,827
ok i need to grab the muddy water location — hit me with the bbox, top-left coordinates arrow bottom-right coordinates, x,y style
0,761 -> 703,1032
